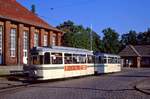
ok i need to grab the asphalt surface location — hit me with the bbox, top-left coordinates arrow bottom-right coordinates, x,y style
0,68 -> 150,99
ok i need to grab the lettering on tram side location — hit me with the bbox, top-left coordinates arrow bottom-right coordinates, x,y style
64,65 -> 87,71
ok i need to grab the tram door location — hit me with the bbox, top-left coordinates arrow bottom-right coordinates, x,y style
23,31 -> 28,64
0,26 -> 2,64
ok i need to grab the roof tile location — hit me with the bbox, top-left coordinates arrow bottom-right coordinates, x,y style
119,45 -> 150,57
0,0 -> 61,32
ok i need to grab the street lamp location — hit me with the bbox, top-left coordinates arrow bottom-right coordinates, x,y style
90,24 -> 93,51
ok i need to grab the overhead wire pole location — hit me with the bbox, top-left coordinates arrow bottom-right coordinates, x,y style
90,24 -> 93,51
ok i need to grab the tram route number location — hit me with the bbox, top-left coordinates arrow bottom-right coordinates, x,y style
64,65 -> 87,71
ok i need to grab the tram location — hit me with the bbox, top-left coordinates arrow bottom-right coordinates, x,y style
94,52 -> 121,74
23,46 -> 121,80
23,46 -> 95,80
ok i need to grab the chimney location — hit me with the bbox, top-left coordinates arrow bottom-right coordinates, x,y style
11,0 -> 16,2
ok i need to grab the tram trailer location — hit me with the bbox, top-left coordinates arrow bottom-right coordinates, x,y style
94,52 -> 121,74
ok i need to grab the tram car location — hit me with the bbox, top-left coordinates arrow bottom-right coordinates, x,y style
23,46 -> 121,80
94,52 -> 121,74
23,46 -> 95,80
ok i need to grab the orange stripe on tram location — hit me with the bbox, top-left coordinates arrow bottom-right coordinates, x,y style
64,65 -> 87,71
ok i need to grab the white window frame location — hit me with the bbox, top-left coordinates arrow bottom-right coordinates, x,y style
52,34 -> 56,46
34,33 -> 39,47
43,35 -> 48,46
10,28 -> 16,57
23,31 -> 28,50
0,26 -> 2,53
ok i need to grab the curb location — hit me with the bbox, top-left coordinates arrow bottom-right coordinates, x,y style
0,83 -> 29,93
134,79 -> 150,95
134,85 -> 150,95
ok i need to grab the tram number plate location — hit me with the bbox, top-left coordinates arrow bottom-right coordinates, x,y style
64,65 -> 87,71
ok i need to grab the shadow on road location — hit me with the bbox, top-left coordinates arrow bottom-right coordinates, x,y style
30,85 -> 135,92
108,75 -> 150,78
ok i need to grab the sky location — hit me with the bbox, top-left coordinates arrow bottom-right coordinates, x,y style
17,0 -> 150,36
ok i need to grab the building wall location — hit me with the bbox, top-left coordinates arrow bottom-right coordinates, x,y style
0,19 -> 62,66
121,56 -> 150,68
141,57 -> 150,67
122,56 -> 138,67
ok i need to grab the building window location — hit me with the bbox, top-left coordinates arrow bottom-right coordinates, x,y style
43,35 -> 48,46
34,33 -> 39,47
52,34 -> 56,46
23,31 -> 28,50
10,28 -> 16,57
0,26 -> 2,53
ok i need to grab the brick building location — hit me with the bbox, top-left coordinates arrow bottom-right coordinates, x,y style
119,45 -> 150,68
0,0 -> 63,65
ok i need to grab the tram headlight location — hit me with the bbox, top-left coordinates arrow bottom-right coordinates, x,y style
30,70 -> 37,76
34,70 -> 37,75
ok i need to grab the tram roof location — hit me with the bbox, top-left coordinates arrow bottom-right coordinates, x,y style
31,46 -> 93,55
94,52 -> 120,57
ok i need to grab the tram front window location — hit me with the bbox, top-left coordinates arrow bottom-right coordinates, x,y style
31,55 -> 43,65
44,52 -> 50,64
32,56 -> 38,65
51,53 -> 62,64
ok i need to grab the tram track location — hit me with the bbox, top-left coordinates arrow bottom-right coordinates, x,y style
0,71 -> 148,96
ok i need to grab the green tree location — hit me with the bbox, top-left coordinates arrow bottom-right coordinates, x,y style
102,28 -> 120,54
121,30 -> 137,46
137,28 -> 150,45
57,20 -> 102,51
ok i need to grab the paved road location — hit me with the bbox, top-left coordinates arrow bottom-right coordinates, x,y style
0,68 -> 150,99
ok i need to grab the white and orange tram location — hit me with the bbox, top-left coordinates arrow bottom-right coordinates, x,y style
23,46 -> 95,80
23,46 -> 121,80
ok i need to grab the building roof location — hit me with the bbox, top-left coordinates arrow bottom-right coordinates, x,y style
119,45 -> 150,57
0,0 -> 61,32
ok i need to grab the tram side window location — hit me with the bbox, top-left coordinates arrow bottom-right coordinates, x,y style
112,57 -> 116,64
117,58 -> 121,64
51,53 -> 62,64
80,55 -> 86,63
73,54 -> 86,64
87,55 -> 94,63
65,53 -> 73,64
44,52 -> 50,64
99,56 -> 107,64
73,54 -> 79,64
108,57 -> 113,64
108,57 -> 119,64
